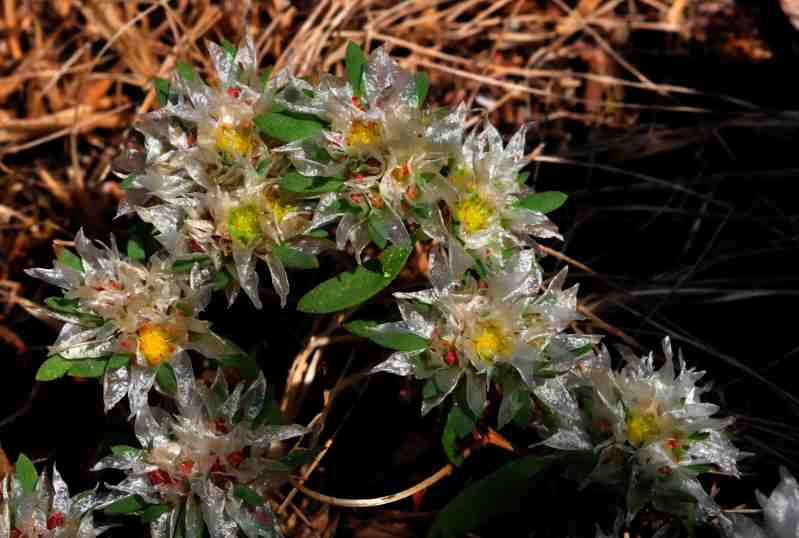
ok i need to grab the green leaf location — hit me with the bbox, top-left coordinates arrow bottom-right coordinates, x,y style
415,72 -> 429,108
232,484 -> 264,507
15,454 -> 38,495
280,448 -> 319,470
154,77 -> 171,106
252,387 -> 284,429
515,191 -> 568,214
279,171 -> 343,195
366,213 -> 388,249
107,353 -> 132,370
36,355 -> 72,381
344,320 -> 428,351
104,495 -> 150,515
127,235 -> 146,262
110,445 -> 141,457
156,363 -> 177,395
212,270 -> 232,292
68,358 -> 107,378
119,175 -> 139,190
687,431 -> 710,442
220,354 -> 260,380
274,245 -> 319,270
297,244 -> 411,313
345,41 -> 367,97
307,229 -> 329,239
172,256 -> 210,273
254,112 -> 325,143
427,456 -> 555,538
141,504 -> 172,523
44,296 -> 80,314
176,60 -> 196,82
516,171 -> 530,185
220,39 -> 237,59
57,248 -> 84,273
441,406 -> 476,466
259,67 -> 273,88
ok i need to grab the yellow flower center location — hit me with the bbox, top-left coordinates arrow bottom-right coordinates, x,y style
138,325 -> 174,366
473,324 -> 511,361
391,162 -> 412,184
265,195 -> 295,224
228,204 -> 262,245
214,124 -> 253,157
456,196 -> 493,233
626,411 -> 661,447
346,120 -> 382,148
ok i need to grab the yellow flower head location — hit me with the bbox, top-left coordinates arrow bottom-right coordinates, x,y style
228,204 -> 262,245
456,196 -> 493,234
138,325 -> 175,366
264,193 -> 295,224
346,119 -> 382,148
473,323 -> 512,361
625,411 -> 661,447
214,124 -> 254,157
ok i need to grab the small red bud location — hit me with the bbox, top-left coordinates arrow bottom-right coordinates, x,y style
227,87 -> 241,98
147,469 -> 173,486
445,350 -> 458,366
226,450 -> 245,468
10,528 -> 23,538
46,512 -> 65,530
179,460 -> 194,476
214,419 -> 229,433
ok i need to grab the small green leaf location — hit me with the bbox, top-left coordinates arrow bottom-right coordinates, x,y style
297,245 -> 411,313
141,504 -> 172,523
259,67 -> 273,89
212,270 -> 232,292
254,112 -> 325,143
422,380 -> 438,400
307,229 -> 329,239
280,448 -> 319,470
44,296 -> 80,314
366,212 -> 388,249
687,431 -> 710,442
516,171 -> 530,185
279,171 -> 343,194
345,41 -> 367,97
344,320 -> 428,352
220,354 -> 260,380
156,363 -> 177,395
107,353 -> 132,370
441,406 -> 476,466
176,60 -> 196,82
104,495 -> 150,515
232,484 -> 264,507
515,191 -> 568,214
274,245 -> 319,270
68,358 -> 107,378
220,39 -> 237,59
427,456 -> 555,538
15,454 -> 38,495
36,355 -> 72,381
415,72 -> 429,108
127,235 -> 146,262
119,175 -> 139,190
154,77 -> 171,106
172,256 -> 210,273
57,248 -> 84,273
110,445 -> 142,457
252,387 -> 284,429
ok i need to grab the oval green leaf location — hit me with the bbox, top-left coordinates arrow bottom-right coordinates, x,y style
344,320 -> 428,351
279,171 -> 343,195
36,355 -> 73,381
15,453 -> 38,495
345,41 -> 366,97
254,112 -> 325,143
515,191 -> 568,214
68,358 -> 107,378
274,245 -> 319,270
297,245 -> 411,314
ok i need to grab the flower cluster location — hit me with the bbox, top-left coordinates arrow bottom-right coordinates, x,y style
720,467 -> 799,538
20,34 -> 755,537
0,464 -> 110,538
94,372 -> 307,538
534,339 -> 747,522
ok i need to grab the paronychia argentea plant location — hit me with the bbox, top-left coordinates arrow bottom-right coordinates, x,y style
13,34 -> 758,537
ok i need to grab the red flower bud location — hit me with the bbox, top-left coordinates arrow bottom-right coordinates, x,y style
46,512 -> 65,530
227,87 -> 241,98
226,450 -> 245,468
147,469 -> 173,486
445,349 -> 458,366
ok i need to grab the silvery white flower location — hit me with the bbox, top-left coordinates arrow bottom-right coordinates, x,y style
371,247 -> 595,426
0,465 -> 111,538
94,372 -> 309,538
25,230 -> 236,416
720,467 -> 799,538
442,122 -> 561,272
536,339 -> 748,521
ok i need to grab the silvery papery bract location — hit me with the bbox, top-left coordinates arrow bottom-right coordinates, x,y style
0,466 -> 111,538
371,247 -> 596,427
276,47 -> 465,261
534,338 -> 747,522
25,230 -> 235,416
94,372 -> 308,538
720,467 -> 799,538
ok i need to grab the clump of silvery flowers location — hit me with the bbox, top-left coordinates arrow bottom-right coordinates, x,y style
95,372 -> 308,538
720,467 -> 799,538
